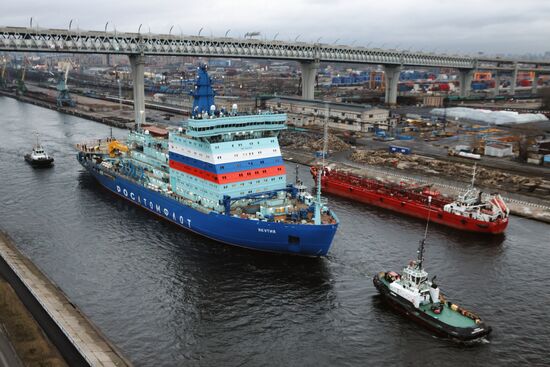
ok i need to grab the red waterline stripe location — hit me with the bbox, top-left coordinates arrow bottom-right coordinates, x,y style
169,160 -> 286,184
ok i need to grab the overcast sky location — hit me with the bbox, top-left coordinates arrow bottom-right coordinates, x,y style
2,0 -> 549,55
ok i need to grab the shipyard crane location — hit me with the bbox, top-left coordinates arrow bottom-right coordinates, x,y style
0,57 -> 7,89
16,57 -> 29,96
56,61 -> 76,107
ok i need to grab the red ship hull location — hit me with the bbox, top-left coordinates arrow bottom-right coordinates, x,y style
313,169 -> 508,234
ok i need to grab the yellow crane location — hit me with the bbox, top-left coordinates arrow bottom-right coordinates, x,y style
108,140 -> 129,157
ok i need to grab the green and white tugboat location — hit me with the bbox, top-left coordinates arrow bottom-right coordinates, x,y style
373,197 -> 492,341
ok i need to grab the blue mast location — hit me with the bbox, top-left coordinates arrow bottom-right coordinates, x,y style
191,64 -> 216,117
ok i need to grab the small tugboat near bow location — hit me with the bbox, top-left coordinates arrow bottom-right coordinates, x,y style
25,134 -> 54,168
373,196 -> 492,341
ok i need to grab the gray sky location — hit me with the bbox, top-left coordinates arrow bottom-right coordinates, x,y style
2,0 -> 549,55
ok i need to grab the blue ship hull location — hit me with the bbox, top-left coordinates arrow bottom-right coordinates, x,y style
78,154 -> 338,256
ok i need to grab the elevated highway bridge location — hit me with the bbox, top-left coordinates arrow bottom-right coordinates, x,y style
1,26 -> 549,122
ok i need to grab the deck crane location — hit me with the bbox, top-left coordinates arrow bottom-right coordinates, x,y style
56,61 -> 76,107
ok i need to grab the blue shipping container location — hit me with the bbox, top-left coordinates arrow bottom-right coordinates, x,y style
471,82 -> 487,90
389,145 -> 412,154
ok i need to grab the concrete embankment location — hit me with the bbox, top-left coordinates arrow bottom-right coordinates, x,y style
282,148 -> 550,224
0,90 -> 133,129
0,276 -> 64,367
0,86 -> 187,129
0,232 -> 131,367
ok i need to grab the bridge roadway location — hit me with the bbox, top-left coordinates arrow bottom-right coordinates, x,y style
1,26 -> 550,114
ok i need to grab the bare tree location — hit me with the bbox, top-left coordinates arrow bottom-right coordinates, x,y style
518,135 -> 530,162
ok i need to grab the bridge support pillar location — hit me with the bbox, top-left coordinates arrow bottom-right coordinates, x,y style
300,61 -> 319,100
458,69 -> 474,98
510,64 -> 518,95
129,54 -> 146,127
383,65 -> 401,105
531,73 -> 539,95
493,71 -> 500,97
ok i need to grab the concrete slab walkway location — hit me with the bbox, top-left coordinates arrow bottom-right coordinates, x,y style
0,233 -> 131,367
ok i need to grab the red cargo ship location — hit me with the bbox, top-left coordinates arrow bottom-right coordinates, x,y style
311,166 -> 509,234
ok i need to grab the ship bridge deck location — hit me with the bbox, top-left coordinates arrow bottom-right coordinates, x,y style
185,113 -> 287,138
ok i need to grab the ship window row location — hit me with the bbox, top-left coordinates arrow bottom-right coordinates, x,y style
173,171 -> 284,189
174,148 -> 279,162
173,158 -> 279,173
224,150 -> 278,160
221,168 -> 271,180
226,139 -> 276,149
172,139 -> 207,151
172,171 -> 218,187
189,120 -> 283,132
178,139 -> 277,153
222,177 -> 286,189
175,179 -> 284,200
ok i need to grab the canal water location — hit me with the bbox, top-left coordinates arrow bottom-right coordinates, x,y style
0,96 -> 549,366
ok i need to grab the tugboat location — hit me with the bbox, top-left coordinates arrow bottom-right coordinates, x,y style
373,197 -> 492,341
25,134 -> 54,168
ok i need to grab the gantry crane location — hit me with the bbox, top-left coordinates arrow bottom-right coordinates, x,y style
56,61 -> 76,107
0,57 -> 7,89
16,57 -> 29,96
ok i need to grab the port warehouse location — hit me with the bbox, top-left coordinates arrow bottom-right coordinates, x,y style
484,141 -> 514,157
260,96 -> 390,132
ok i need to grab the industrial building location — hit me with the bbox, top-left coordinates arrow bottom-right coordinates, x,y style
262,96 -> 390,132
484,141 -> 514,157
